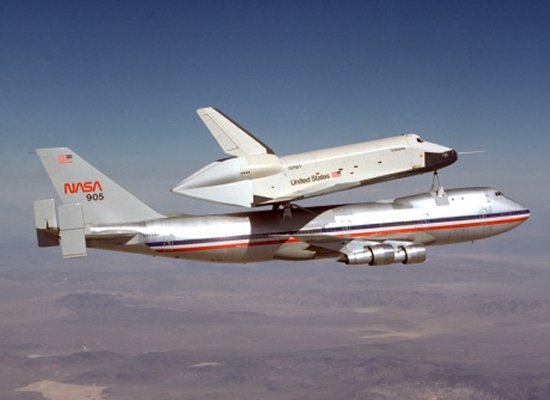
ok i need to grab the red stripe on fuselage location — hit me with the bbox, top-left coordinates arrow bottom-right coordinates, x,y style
152,215 -> 528,254
345,215 -> 528,239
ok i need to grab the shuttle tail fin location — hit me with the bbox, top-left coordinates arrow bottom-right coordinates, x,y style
197,107 -> 275,157
36,148 -> 164,225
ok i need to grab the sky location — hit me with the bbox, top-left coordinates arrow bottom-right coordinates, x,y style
1,0 -> 549,259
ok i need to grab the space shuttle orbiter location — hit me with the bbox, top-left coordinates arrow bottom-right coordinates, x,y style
172,107 -> 457,207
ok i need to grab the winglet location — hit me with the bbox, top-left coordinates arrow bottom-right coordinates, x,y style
197,107 -> 275,157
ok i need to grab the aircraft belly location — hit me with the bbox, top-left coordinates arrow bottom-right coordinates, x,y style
88,241 -> 156,256
153,241 -> 290,263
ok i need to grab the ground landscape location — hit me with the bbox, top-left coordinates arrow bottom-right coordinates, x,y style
1,238 -> 549,400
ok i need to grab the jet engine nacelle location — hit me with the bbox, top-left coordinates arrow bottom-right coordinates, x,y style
340,244 -> 427,266
394,245 -> 427,264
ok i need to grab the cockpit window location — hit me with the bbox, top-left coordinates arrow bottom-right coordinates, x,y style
495,191 -> 503,196
416,137 -> 424,143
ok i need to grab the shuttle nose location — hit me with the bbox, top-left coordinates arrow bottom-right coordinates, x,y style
425,149 -> 457,170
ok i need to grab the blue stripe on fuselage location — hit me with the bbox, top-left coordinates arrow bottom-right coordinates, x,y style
145,209 -> 529,248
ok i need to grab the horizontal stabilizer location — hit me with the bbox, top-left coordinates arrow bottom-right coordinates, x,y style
58,203 -> 87,258
34,198 -> 60,247
197,107 -> 274,157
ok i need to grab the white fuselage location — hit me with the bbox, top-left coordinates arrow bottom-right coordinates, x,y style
173,133 -> 457,207
89,187 -> 529,265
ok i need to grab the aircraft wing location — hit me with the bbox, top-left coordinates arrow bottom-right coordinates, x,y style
294,235 -> 385,253
197,107 -> 275,157
291,232 -> 434,265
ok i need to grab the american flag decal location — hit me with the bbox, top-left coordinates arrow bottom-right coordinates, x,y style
58,154 -> 73,164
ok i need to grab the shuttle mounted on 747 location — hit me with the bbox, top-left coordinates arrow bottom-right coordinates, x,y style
33,147 -> 529,265
172,108 -> 458,207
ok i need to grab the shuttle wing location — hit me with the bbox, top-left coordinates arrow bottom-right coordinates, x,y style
197,107 -> 275,157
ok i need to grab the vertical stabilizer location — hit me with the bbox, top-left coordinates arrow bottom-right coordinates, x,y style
36,148 -> 164,224
197,107 -> 274,157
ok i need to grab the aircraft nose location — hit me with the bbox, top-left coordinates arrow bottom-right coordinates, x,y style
504,196 -> 530,218
424,149 -> 458,170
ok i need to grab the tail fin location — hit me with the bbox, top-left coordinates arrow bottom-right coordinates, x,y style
197,107 -> 275,157
36,148 -> 164,224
